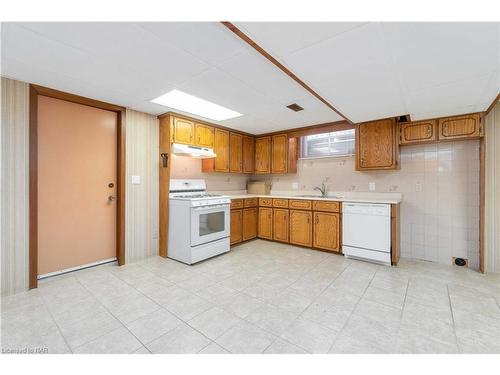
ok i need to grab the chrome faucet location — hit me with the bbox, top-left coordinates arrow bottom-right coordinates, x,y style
314,182 -> 327,197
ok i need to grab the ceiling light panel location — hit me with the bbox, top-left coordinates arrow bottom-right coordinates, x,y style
151,89 -> 243,121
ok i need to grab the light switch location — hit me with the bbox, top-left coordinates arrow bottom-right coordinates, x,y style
369,182 -> 376,191
131,175 -> 141,185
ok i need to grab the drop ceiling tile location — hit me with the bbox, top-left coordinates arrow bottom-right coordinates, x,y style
217,50 -> 311,105
177,67 -> 277,119
222,114 -> 278,134
281,23 -> 392,84
477,68 -> 500,109
17,22 -> 210,89
1,57 -> 141,108
406,75 -> 491,115
411,105 -> 478,121
236,22 -> 367,56
382,22 -> 500,91
2,23 -> 173,98
138,22 -> 249,66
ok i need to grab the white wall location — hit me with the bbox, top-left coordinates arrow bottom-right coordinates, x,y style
1,77 -> 29,296
485,101 -> 500,273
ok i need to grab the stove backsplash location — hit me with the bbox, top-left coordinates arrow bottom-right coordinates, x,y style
170,155 -> 248,191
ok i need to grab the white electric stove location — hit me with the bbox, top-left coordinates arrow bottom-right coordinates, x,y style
168,179 -> 230,264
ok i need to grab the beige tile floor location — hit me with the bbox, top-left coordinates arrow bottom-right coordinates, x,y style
1,240 -> 499,354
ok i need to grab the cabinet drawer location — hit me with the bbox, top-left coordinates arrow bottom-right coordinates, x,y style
259,198 -> 273,207
289,199 -> 312,210
230,199 -> 244,209
312,200 -> 340,213
272,198 -> 289,208
244,198 -> 258,207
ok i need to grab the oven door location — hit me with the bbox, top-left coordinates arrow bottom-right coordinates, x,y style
190,204 -> 230,246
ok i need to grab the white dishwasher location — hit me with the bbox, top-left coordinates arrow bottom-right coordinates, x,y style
342,202 -> 392,265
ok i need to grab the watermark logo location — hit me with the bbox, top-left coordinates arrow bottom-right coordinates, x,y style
2,347 -> 49,354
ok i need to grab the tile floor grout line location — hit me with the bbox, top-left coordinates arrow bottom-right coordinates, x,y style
446,284 -> 461,353
112,268 -> 222,352
326,263 -> 378,353
37,277 -> 77,354
393,274 -> 411,353
263,260 -> 355,354
72,275 -> 157,353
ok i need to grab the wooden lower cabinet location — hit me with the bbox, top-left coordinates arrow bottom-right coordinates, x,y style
258,207 -> 273,239
273,209 -> 289,243
313,212 -> 340,252
230,209 -> 242,245
289,210 -> 312,247
242,208 -> 257,241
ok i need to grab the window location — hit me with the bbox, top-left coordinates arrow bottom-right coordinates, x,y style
301,129 -> 355,159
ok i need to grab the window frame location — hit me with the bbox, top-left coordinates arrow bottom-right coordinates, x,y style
299,128 -> 356,160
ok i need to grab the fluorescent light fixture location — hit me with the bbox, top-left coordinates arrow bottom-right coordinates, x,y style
151,89 -> 243,121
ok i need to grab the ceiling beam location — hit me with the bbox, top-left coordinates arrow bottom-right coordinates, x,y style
221,22 -> 354,125
257,120 -> 352,138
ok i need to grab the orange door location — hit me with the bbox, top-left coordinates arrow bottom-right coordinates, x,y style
38,96 -> 117,276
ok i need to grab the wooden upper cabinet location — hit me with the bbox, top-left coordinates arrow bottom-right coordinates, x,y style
289,210 -> 312,247
242,207 -> 257,241
194,123 -> 214,148
230,209 -> 242,245
202,128 -> 229,172
356,118 -> 399,170
273,208 -> 289,243
242,135 -> 255,174
271,134 -> 288,173
229,132 -> 243,173
258,207 -> 273,239
400,120 -> 437,145
255,136 -> 271,174
313,212 -> 340,252
438,113 -> 483,140
172,117 -> 194,145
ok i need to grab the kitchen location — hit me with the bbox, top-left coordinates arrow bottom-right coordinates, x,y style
1,12 -> 499,365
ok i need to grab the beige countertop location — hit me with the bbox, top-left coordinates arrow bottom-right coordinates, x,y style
212,190 -> 403,205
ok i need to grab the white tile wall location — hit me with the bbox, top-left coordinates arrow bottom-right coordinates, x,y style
253,140 -> 480,269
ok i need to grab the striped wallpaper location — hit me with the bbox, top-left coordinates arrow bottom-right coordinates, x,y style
1,77 -> 30,296
485,101 -> 500,273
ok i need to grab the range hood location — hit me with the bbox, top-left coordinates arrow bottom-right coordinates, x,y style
171,143 -> 216,159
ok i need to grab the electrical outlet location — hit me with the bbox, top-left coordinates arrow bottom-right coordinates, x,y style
369,182 -> 376,191
152,231 -> 159,239
415,182 -> 422,192
291,182 -> 299,190
131,175 -> 141,185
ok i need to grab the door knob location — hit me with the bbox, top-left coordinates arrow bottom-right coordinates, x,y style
108,195 -> 116,203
